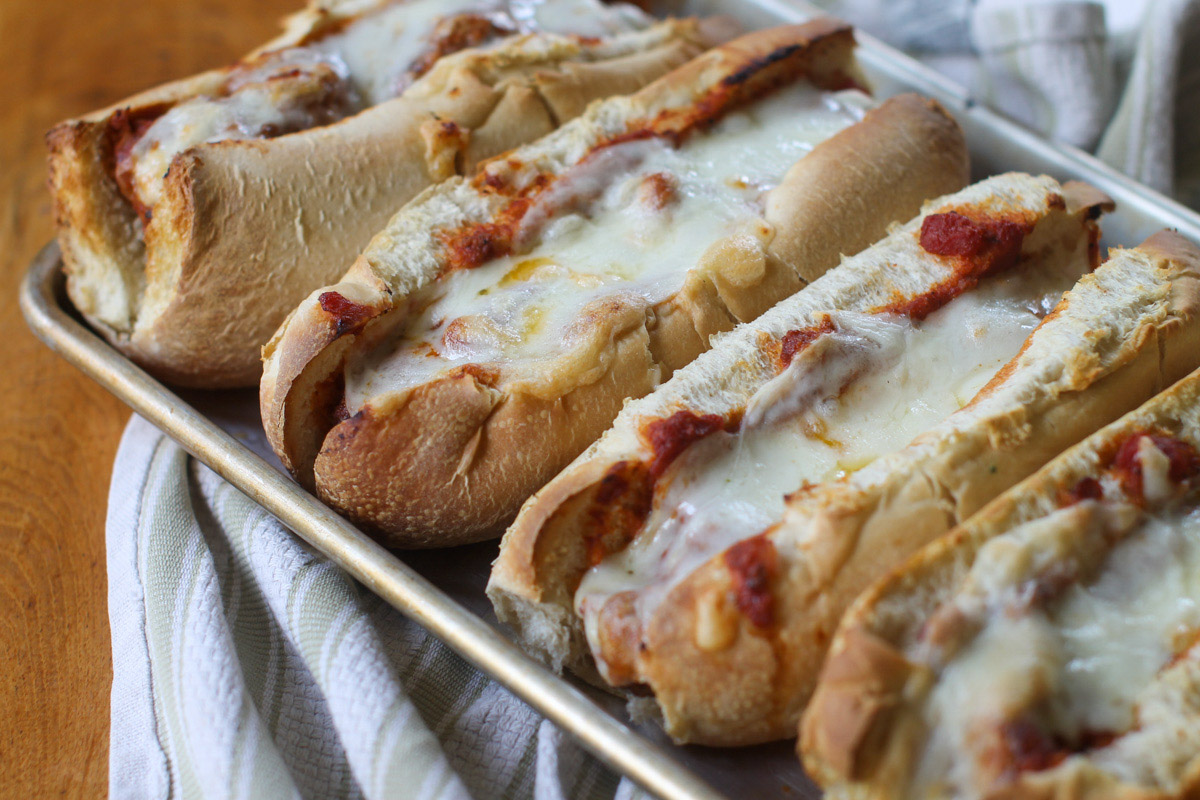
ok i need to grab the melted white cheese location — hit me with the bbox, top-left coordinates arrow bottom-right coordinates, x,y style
574,260 -> 1078,679
914,613 -> 1064,799
345,85 -> 873,406
911,451 -> 1200,797
1056,506 -> 1200,731
129,0 -> 644,209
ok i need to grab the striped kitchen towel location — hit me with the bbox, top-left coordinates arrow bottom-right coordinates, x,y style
812,0 -> 1200,207
107,414 -> 647,800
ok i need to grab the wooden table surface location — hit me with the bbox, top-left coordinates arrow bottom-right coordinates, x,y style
1,0 -> 296,792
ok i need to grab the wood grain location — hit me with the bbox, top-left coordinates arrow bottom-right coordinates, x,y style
0,0 -> 298,793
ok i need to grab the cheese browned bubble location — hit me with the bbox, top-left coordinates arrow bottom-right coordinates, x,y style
909,439 -> 1200,799
345,85 -> 873,406
128,0 -> 647,212
574,246 -> 1082,685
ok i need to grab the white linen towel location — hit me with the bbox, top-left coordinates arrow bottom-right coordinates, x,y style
813,0 -> 1200,204
108,414 -> 649,800
105,1 -> 1200,797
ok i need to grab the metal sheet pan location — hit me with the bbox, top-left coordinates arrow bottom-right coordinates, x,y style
20,1 -> 1200,797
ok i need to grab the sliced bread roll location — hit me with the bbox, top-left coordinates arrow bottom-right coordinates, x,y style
802,316 -> 1200,800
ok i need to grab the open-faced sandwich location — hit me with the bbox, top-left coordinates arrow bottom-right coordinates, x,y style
802,328 -> 1200,800
489,178 -> 1200,746
260,21 -> 971,547
49,0 -> 723,386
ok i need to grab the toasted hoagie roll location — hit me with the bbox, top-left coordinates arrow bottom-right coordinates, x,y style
49,0 -> 718,387
260,22 -> 970,546
802,343 -> 1200,800
491,180 -> 1200,747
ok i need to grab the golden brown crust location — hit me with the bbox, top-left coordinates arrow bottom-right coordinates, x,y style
49,11 -> 712,387
46,0 -> 355,360
314,303 -> 660,543
46,69 -> 229,340
260,276 -> 395,483
263,23 -> 970,548
800,231 -> 1200,798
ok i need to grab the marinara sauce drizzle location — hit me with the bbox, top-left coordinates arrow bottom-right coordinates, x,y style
319,291 -> 378,337
1111,432 -> 1200,504
723,534 -> 778,629
884,211 -> 1031,320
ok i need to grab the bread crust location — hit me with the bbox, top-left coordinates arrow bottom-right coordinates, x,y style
801,267 -> 1200,798
260,22 -> 970,547
48,6 -> 712,387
